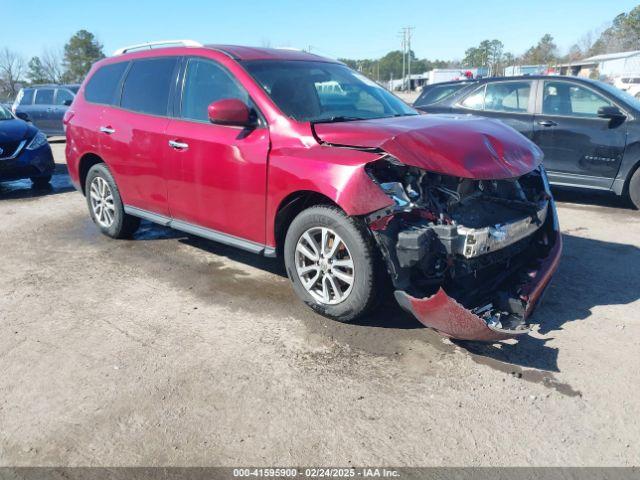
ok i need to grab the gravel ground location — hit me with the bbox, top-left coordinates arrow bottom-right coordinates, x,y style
0,141 -> 638,466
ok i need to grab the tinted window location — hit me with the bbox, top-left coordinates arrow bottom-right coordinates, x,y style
56,89 -> 74,105
244,60 -> 416,122
18,89 -> 34,105
121,57 -> 178,116
34,89 -> 54,105
460,85 -> 485,110
85,62 -> 128,105
181,58 -> 248,122
415,83 -> 468,106
485,81 -> 531,112
543,81 -> 611,117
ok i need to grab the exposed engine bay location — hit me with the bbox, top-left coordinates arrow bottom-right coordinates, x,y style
364,155 -> 559,340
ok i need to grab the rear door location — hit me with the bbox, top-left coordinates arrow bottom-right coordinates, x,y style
165,56 -> 270,244
33,88 -> 56,133
533,80 -> 627,186
455,80 -> 535,139
99,57 -> 179,216
52,88 -> 75,135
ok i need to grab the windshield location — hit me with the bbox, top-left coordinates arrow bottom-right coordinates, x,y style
67,86 -> 79,94
0,105 -> 13,120
243,60 -> 417,122
597,81 -> 640,112
415,83 -> 470,107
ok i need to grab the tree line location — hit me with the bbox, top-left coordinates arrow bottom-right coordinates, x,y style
0,30 -> 104,101
340,4 -> 640,81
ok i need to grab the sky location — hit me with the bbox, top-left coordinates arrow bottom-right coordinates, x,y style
1,0 -> 638,62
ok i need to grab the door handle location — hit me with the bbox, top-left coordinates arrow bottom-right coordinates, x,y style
537,120 -> 558,127
168,140 -> 189,150
99,126 -> 115,134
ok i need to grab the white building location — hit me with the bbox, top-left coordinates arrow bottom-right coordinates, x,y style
559,50 -> 640,79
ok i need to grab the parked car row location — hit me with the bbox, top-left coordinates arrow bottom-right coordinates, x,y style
12,84 -> 79,136
413,75 -> 640,209
62,41 -> 561,342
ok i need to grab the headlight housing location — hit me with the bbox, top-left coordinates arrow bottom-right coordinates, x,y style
26,131 -> 48,150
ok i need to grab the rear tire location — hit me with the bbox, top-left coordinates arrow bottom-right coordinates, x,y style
85,163 -> 140,238
628,167 -> 640,210
30,175 -> 51,188
284,205 -> 381,322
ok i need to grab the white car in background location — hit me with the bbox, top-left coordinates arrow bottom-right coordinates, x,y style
614,76 -> 640,98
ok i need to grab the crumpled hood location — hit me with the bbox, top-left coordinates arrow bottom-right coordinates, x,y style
313,114 -> 543,180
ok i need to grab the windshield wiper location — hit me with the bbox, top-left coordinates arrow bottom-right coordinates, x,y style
313,116 -> 366,124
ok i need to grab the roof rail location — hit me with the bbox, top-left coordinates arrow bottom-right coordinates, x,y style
113,39 -> 203,56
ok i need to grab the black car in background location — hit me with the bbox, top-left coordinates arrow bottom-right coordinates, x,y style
12,84 -> 79,136
414,76 -> 640,208
0,104 -> 55,187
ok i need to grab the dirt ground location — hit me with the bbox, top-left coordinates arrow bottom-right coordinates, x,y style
0,141 -> 639,467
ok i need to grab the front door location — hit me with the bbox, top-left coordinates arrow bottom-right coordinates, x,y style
165,57 -> 270,245
533,80 -> 627,186
52,88 -> 75,136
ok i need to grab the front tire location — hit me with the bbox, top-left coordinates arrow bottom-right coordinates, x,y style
628,167 -> 640,210
284,205 -> 381,322
85,163 -> 140,238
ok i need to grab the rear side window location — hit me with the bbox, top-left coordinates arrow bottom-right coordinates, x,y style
18,89 -> 34,105
35,89 -> 54,105
85,62 -> 129,105
121,57 -> 178,116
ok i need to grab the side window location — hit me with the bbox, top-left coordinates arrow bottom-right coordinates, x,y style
181,58 -> 248,122
34,89 -> 54,105
56,89 -> 74,106
460,85 -> 485,110
18,89 -> 34,105
121,57 -> 178,116
85,62 -> 129,105
543,81 -> 612,117
485,81 -> 531,112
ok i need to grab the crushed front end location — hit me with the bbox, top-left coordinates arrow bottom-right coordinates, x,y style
365,156 -> 562,341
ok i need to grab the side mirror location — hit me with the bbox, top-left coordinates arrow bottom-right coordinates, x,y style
208,98 -> 254,127
16,112 -> 31,122
63,99 -> 73,106
597,105 -> 625,119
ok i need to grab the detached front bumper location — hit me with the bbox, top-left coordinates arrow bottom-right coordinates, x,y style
395,229 -> 562,341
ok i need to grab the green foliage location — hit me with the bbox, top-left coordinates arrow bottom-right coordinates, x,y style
62,30 -> 105,83
463,39 -> 504,70
28,56 -> 48,84
339,50 -> 451,81
521,34 -> 558,65
590,6 -> 640,54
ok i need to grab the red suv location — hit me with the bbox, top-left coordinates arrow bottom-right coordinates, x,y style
65,41 -> 561,341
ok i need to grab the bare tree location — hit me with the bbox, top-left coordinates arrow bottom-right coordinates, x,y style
0,47 -> 26,99
41,47 -> 64,84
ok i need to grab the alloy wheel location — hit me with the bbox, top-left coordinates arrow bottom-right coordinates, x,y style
294,227 -> 355,305
89,176 -> 116,228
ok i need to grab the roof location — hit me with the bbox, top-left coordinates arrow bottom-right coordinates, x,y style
206,45 -> 338,63
583,50 -> 640,63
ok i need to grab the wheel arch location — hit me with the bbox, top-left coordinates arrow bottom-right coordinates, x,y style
273,190 -> 343,258
78,153 -> 105,195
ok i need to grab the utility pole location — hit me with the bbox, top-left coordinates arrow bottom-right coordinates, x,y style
400,26 -> 415,91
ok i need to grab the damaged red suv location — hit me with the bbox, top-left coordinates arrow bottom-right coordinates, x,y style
65,41 -> 562,341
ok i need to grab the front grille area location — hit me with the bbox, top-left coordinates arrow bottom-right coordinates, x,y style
0,140 -> 25,159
